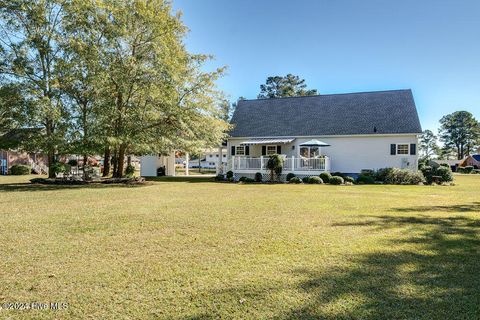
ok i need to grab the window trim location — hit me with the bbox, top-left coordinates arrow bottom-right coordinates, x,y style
236,145 -> 245,156
266,145 -> 277,155
396,143 -> 409,155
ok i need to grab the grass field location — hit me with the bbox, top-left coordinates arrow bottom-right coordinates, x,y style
1,174 -> 479,319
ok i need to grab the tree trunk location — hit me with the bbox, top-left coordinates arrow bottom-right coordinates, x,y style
127,155 -> 131,167
103,147 -> 111,177
47,150 -> 55,178
112,149 -> 118,178
115,144 -> 126,178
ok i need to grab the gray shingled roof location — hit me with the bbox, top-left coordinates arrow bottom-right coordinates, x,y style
229,89 -> 422,137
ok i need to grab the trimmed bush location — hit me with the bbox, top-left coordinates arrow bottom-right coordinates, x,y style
356,174 -> 375,184
360,169 -> 375,177
375,167 -> 394,182
435,166 -> 454,183
244,178 -> 255,183
254,172 -> 263,182
344,176 -> 355,183
289,177 -> 302,184
464,166 -> 474,174
381,168 -> 425,185
329,176 -> 344,185
239,176 -> 247,182
474,169 -> 480,174
319,172 -> 332,183
308,176 -> 323,184
215,174 -> 225,181
286,172 -> 296,182
226,171 -> 234,179
302,176 -> 310,184
421,165 -> 453,184
9,164 -> 31,175
332,172 -> 344,178
125,164 -> 135,177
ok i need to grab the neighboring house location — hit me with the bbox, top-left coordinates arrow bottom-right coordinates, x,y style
459,155 -> 480,168
428,159 -> 462,172
188,148 -> 227,169
227,89 -> 422,181
0,129 -> 48,175
141,148 -> 227,176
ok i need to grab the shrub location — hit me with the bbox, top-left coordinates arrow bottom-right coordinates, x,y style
329,176 -> 344,185
332,172 -> 344,178
356,174 -> 375,184
302,176 -> 310,184
360,169 -> 375,177
9,164 -> 31,175
381,168 -> 425,185
266,154 -> 284,181
439,163 -> 450,168
239,176 -> 247,182
308,176 -> 323,184
67,159 -> 78,166
473,169 -> 480,174
50,162 -> 67,176
226,171 -> 234,179
243,178 -> 255,183
125,164 -> 135,177
421,165 -> 453,184
215,174 -> 225,181
254,172 -> 263,182
289,177 -> 302,184
319,172 -> 332,183
286,172 -> 296,182
375,167 -> 394,182
435,166 -> 454,183
344,176 -> 355,183
464,166 -> 474,174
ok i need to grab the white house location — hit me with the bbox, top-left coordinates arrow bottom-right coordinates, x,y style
226,89 -> 422,181
188,148 -> 227,169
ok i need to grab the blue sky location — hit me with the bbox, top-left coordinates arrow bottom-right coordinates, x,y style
173,0 -> 480,132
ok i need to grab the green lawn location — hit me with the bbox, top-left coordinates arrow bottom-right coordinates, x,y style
0,175 -> 479,319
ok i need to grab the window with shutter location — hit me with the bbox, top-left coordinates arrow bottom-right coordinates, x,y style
390,144 -> 396,155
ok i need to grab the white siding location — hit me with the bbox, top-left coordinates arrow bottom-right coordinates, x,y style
228,134 -> 419,173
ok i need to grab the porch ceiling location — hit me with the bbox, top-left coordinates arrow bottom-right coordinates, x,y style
240,138 -> 295,145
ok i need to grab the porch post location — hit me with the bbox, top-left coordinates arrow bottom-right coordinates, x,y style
216,146 -> 222,175
232,155 -> 235,171
260,156 -> 263,170
292,155 -> 295,171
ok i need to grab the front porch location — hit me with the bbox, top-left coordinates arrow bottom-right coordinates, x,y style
228,155 -> 331,175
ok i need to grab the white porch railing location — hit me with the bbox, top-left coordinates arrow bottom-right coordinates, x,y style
230,156 -> 330,172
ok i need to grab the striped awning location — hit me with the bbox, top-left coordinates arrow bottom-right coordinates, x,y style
240,138 -> 295,145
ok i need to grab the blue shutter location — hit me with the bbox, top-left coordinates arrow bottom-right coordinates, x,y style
277,145 -> 282,154
245,146 -> 250,156
262,146 -> 266,155
231,146 -> 235,156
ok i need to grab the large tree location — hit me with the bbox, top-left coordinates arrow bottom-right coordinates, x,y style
258,74 -> 317,99
0,0 -> 69,177
439,111 -> 480,160
419,129 -> 440,160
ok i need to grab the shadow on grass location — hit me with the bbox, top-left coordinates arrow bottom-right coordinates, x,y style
282,213 -> 480,319
195,207 -> 480,319
0,182 -> 147,192
145,176 -> 215,183
392,202 -> 480,213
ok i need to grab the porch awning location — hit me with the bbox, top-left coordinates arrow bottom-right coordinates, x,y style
240,138 -> 295,145
299,139 -> 331,147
